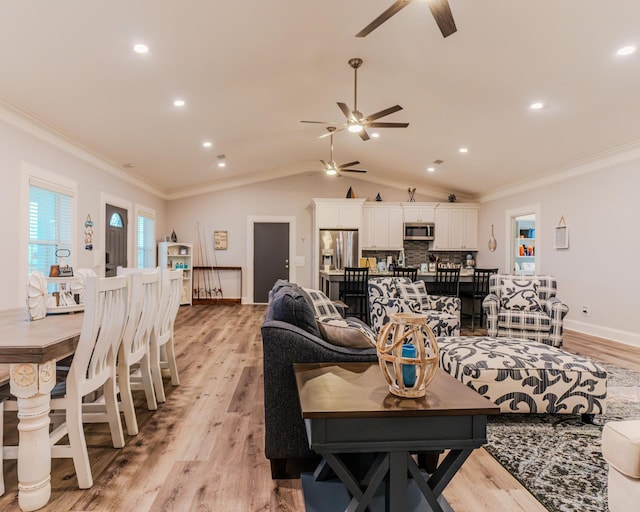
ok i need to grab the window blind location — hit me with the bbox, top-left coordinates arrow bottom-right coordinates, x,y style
137,214 -> 155,268
29,184 -> 73,275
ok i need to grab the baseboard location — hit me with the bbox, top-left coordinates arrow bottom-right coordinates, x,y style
564,319 -> 640,348
192,298 -> 241,305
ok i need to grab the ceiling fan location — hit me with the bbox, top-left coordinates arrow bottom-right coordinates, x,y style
301,57 -> 409,141
356,0 -> 457,39
320,127 -> 367,176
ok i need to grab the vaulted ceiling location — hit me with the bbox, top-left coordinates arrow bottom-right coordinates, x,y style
1,1 -> 639,199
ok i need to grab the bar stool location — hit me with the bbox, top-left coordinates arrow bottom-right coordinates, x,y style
433,267 -> 460,297
392,267 -> 418,282
339,267 -> 369,323
465,268 -> 498,330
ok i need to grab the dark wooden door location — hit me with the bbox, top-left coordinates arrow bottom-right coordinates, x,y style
105,204 -> 128,277
253,222 -> 289,303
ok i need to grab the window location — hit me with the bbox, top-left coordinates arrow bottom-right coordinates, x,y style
109,212 -> 124,228
28,183 -> 73,275
137,213 -> 155,268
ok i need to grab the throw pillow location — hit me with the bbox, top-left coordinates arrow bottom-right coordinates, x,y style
302,287 -> 342,319
500,278 -> 542,311
397,280 -> 430,310
270,285 -> 322,337
317,316 -> 377,349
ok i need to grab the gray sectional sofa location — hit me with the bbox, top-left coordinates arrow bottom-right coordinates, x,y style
260,280 -> 377,479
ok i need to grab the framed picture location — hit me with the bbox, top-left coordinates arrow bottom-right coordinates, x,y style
554,226 -> 569,249
214,230 -> 228,250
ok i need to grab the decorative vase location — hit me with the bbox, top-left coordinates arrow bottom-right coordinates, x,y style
346,186 -> 355,198
376,313 -> 439,398
171,229 -> 178,242
375,193 -> 382,201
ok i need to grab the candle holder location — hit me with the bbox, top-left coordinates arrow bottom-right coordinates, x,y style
376,313 -> 439,398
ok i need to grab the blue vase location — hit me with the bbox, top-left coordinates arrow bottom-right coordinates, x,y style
401,344 -> 417,387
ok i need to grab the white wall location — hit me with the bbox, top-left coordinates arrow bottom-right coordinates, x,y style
476,155 -> 639,347
164,173 -> 441,301
0,118 -> 165,310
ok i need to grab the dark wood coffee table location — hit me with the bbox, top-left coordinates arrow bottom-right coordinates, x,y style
294,362 -> 499,512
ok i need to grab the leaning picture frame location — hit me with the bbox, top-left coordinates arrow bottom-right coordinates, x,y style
554,225 -> 569,249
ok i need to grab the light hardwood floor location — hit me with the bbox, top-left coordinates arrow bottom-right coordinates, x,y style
0,305 -> 636,511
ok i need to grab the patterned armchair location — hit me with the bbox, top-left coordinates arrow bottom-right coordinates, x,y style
368,277 -> 461,337
482,274 -> 569,347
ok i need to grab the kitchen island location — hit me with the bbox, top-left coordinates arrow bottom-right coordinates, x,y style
319,268 -> 474,301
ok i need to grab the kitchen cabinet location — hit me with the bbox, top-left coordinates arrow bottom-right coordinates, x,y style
158,242 -> 193,305
313,198 -> 364,229
432,206 -> 479,250
362,204 -> 403,250
402,204 -> 436,223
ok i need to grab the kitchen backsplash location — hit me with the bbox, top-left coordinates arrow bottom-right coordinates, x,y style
362,241 -> 476,267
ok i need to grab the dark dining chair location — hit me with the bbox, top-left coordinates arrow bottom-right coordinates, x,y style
433,267 -> 460,297
392,267 -> 418,282
339,267 -> 369,323
466,268 -> 498,330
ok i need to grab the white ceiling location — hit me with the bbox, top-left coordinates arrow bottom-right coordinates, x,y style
2,1 -> 640,200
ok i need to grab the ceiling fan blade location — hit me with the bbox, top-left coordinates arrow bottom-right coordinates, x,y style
366,105 -> 403,122
427,0 -> 457,38
356,0 -> 413,37
301,120 -> 339,124
319,159 -> 329,168
338,161 -> 361,169
359,129 -> 370,141
337,102 -> 354,120
340,169 -> 367,173
368,122 -> 410,128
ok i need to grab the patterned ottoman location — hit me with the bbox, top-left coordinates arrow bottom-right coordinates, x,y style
438,336 -> 608,415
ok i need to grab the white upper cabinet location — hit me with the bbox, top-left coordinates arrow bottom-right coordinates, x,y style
432,205 -> 479,250
313,198 -> 365,229
402,204 -> 436,223
362,204 -> 403,249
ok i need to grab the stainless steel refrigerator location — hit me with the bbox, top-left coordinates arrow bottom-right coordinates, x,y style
319,229 -> 359,271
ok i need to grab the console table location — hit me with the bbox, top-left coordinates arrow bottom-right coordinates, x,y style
294,362 -> 499,512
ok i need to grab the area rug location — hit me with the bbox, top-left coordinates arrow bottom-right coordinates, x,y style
485,361 -> 640,512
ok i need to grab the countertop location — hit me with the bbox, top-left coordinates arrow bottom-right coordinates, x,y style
319,268 -> 475,277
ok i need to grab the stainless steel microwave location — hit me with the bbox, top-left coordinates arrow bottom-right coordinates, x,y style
404,222 -> 435,241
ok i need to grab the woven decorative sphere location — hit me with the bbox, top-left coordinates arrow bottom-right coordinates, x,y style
376,312 -> 439,398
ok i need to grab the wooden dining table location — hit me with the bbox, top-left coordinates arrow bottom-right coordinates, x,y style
0,308 -> 83,511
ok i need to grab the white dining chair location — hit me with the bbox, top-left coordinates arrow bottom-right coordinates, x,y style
115,267 -> 161,434
150,269 -> 182,403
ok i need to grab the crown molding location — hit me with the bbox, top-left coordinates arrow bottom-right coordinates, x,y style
479,140 -> 640,203
0,98 -> 166,199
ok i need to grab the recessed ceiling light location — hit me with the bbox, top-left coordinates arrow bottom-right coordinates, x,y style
458,147 -> 468,154
217,154 -> 226,168
173,99 -> 186,107
427,167 -> 435,172
617,45 -> 636,56
133,43 -> 149,54
371,132 -> 380,138
530,101 -> 545,110
202,141 -> 212,148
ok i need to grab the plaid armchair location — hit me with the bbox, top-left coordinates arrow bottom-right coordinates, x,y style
482,274 -> 569,347
368,277 -> 461,337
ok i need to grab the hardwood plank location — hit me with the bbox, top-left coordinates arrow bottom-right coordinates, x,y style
0,304 -> 636,512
